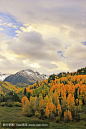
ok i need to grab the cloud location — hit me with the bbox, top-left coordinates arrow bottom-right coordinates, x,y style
0,33 -> 6,39
19,31 -> 44,45
1,29 -> 86,74
0,1 -> 86,41
6,31 -> 63,62
0,57 -> 57,75
0,28 -> 4,31
20,26 -> 32,32
52,61 -> 69,71
29,63 -> 40,68
0,58 -> 29,74
0,55 -> 6,59
63,42 -> 86,71
0,30 -> 65,74
7,23 -> 17,29
64,43 -> 86,59
0,0 -> 86,30
15,30 -> 21,34
0,0 -> 86,74
39,61 -> 58,69
7,23 -> 13,26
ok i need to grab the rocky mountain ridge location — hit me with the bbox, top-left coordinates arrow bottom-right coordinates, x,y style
4,69 -> 48,86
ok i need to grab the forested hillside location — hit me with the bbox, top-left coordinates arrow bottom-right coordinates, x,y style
21,68 -> 86,123
0,81 -> 18,94
0,81 -> 24,102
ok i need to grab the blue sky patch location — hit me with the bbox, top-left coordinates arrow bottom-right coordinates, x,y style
81,42 -> 86,46
58,51 -> 63,53
61,54 -> 65,58
57,51 -> 65,58
0,12 -> 24,38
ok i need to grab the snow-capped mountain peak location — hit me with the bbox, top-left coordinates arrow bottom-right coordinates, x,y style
17,69 -> 48,80
4,69 -> 49,86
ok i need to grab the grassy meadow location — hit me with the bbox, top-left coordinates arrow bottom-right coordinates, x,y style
0,105 -> 86,129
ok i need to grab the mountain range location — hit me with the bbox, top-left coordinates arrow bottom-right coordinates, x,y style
1,67 -> 86,87
3,69 -> 48,86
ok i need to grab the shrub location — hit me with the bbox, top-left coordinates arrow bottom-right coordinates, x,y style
24,107 -> 33,117
4,95 -> 13,102
0,96 -> 4,102
35,111 -> 41,119
55,116 -> 60,123
14,102 -> 22,107
1,102 -> 6,106
7,102 -> 13,107
7,99 -> 13,102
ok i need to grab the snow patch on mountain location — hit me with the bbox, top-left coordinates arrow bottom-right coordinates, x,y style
3,69 -> 49,86
17,69 -> 49,80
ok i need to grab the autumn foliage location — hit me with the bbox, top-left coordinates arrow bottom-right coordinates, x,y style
21,72 -> 86,122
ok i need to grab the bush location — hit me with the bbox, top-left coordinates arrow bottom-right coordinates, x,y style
4,95 -> 13,102
1,102 -> 6,106
7,99 -> 13,102
55,117 -> 60,123
24,107 -> 33,117
7,102 -> 13,107
0,96 -> 4,102
35,111 -> 41,119
14,102 -> 22,107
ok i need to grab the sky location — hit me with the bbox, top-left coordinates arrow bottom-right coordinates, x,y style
0,0 -> 86,75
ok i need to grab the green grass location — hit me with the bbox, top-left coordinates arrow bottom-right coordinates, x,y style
0,106 -> 86,129
80,113 -> 86,119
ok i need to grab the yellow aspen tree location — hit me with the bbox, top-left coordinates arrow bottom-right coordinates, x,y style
64,110 -> 68,122
64,110 -> 72,121
45,102 -> 56,118
67,110 -> 72,121
57,104 -> 62,117
38,99 -> 45,111
66,93 -> 75,110
21,96 -> 30,114
45,105 -> 50,118
30,96 -> 35,111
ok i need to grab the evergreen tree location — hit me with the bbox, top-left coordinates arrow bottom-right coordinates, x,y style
24,88 -> 26,95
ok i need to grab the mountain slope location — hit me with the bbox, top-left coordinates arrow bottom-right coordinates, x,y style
0,81 -> 18,94
4,69 -> 48,86
4,74 -> 30,85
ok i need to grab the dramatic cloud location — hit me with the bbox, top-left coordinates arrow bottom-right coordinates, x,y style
6,31 -> 63,62
0,0 -> 86,74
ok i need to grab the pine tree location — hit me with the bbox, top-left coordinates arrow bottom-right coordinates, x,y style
24,88 -> 26,95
